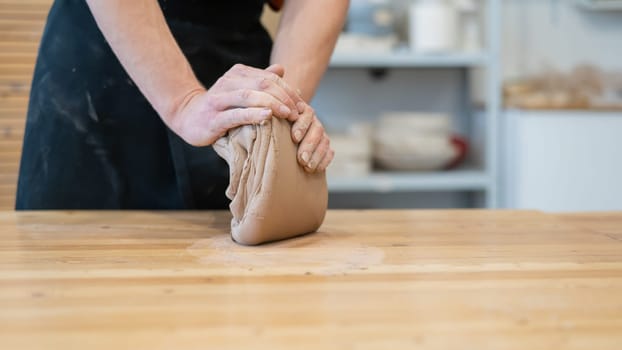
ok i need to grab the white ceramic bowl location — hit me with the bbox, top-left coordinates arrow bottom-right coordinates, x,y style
377,112 -> 452,135
373,135 -> 458,171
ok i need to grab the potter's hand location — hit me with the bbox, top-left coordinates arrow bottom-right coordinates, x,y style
170,64 -> 305,146
292,104 -> 334,173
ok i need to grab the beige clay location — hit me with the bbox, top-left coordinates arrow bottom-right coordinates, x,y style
213,117 -> 328,245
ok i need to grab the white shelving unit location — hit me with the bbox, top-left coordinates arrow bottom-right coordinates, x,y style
330,52 -> 489,68
328,169 -> 489,193
321,0 -> 501,208
577,0 -> 622,10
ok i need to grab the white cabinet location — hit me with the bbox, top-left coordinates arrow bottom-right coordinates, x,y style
502,109 -> 622,211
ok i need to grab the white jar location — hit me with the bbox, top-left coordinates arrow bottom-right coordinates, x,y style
409,0 -> 458,53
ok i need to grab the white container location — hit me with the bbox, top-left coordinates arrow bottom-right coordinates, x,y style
409,0 -> 458,53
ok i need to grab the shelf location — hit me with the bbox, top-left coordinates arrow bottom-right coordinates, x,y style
577,0 -> 622,10
317,0 -> 501,207
329,51 -> 489,68
328,169 -> 489,193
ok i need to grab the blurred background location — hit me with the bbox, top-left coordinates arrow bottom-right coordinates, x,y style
1,0 -> 621,211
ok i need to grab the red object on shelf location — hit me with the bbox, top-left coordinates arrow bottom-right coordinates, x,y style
446,135 -> 469,169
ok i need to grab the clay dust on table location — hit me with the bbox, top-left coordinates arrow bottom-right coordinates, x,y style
186,231 -> 385,276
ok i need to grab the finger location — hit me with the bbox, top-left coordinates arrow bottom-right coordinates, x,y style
259,65 -> 306,114
317,147 -> 335,172
216,107 -> 272,131
210,89 -> 292,119
306,135 -> 330,172
226,64 -> 306,120
297,119 -> 324,168
273,76 -> 306,116
291,107 -> 314,143
217,74 -> 299,120
257,76 -> 299,120
265,64 -> 285,77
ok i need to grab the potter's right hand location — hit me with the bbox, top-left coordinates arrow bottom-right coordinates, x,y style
169,63 -> 305,146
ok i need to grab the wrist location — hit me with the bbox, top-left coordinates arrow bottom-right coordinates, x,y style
162,85 -> 205,131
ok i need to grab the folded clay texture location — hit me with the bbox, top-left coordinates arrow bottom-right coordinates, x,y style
212,117 -> 328,245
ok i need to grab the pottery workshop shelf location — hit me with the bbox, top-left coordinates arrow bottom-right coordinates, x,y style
321,0 -> 501,207
330,51 -> 489,68
328,168 -> 488,193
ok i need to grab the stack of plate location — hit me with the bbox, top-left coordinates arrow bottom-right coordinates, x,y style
373,112 -> 467,171
327,124 -> 372,177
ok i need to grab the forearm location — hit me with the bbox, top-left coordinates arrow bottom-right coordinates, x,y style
270,0 -> 349,102
85,0 -> 203,125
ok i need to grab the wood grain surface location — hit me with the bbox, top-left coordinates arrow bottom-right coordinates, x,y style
0,0 -> 52,209
1,209 -> 621,349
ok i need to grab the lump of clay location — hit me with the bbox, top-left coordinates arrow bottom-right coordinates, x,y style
212,117 -> 328,245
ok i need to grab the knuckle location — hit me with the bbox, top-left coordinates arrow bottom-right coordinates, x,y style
318,141 -> 327,151
239,89 -> 252,100
205,94 -> 219,109
302,107 -> 313,117
219,77 -> 233,86
268,72 -> 279,82
214,76 -> 226,87
236,64 -> 251,76
299,122 -> 309,131
269,101 -> 279,112
259,77 -> 271,90
310,119 -> 320,129
327,151 -> 333,160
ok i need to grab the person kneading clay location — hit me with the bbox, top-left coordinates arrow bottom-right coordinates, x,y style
16,0 -> 348,212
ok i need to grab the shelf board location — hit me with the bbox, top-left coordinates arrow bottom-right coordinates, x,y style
329,51 -> 489,68
577,0 -> 622,10
328,169 -> 490,193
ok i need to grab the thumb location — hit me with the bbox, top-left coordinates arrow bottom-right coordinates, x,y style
265,63 -> 285,77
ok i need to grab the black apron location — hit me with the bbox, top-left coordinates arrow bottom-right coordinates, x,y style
16,0 -> 272,209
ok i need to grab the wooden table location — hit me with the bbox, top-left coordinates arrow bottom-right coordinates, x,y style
1,210 -> 621,349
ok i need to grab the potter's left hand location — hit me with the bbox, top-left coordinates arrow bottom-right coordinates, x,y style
291,104 -> 334,173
